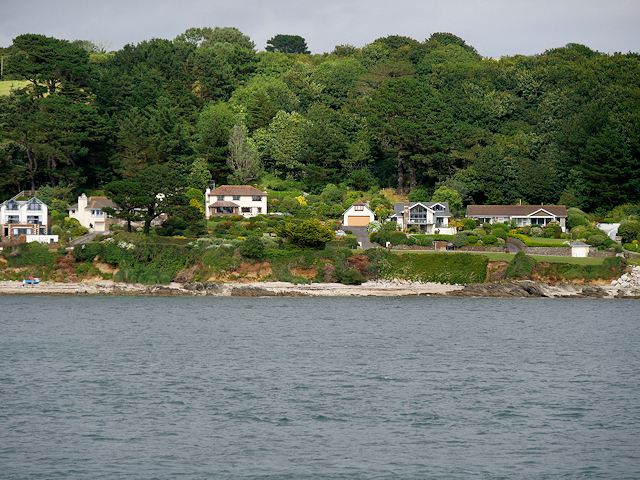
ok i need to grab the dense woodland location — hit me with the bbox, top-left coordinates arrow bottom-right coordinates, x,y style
1,28 -> 639,216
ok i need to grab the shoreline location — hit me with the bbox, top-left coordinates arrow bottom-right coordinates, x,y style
1,279 -> 638,298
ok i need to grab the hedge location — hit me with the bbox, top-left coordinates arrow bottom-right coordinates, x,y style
507,233 -> 567,248
377,253 -> 488,284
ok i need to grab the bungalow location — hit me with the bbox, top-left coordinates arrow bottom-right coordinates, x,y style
68,194 -> 116,232
466,205 -> 567,232
343,200 -> 375,227
0,195 -> 58,243
205,185 -> 268,219
389,201 -> 456,234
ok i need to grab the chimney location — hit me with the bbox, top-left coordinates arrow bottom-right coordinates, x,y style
403,200 -> 410,230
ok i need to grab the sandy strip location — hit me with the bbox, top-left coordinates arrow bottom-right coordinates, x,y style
0,280 -> 463,297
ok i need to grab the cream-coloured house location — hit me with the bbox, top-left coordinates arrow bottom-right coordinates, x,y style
205,185 -> 268,219
68,194 -> 116,232
343,200 -> 376,226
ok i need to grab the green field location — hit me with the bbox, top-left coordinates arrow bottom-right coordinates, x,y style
0,80 -> 29,95
393,250 -> 609,265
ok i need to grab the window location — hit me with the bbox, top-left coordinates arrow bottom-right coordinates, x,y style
233,195 -> 241,201
252,196 -> 262,201
27,201 -> 41,210
92,210 -> 104,216
217,195 -> 225,201
5,215 -> 19,224
355,204 -> 364,211
242,207 -> 251,213
257,207 -> 262,214
6,201 -> 18,210
27,215 -> 41,224
433,204 -> 444,211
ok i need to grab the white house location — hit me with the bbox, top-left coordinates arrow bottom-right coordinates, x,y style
466,205 -> 568,232
205,185 -> 268,219
1,196 -> 58,243
389,201 -> 455,234
68,194 -> 116,232
343,200 -> 375,227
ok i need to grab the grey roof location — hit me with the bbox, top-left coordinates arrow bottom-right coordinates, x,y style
392,201 -> 450,217
1,196 -> 47,208
569,241 -> 589,246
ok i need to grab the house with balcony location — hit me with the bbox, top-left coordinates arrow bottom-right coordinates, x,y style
466,205 -> 567,232
388,201 -> 456,234
68,194 -> 116,232
204,185 -> 268,219
1,196 -> 57,243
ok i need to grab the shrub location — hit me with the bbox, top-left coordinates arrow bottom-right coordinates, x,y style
505,252 -> 537,278
240,236 -> 265,258
461,218 -> 477,231
276,220 -> 335,248
586,234 -> 607,247
467,235 -> 478,245
483,234 -> 498,246
452,232 -> 468,248
618,221 -> 640,243
567,213 -> 588,230
337,268 -> 364,285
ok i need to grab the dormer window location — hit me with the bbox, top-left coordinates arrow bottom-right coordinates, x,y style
27,200 -> 41,210
433,204 -> 444,211
6,200 -> 18,210
355,204 -> 364,211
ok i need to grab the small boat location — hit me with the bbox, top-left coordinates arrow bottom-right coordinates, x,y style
25,277 -> 41,284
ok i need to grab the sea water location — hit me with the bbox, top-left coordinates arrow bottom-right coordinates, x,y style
1,295 -> 639,478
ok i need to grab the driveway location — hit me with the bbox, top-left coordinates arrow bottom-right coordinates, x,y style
346,226 -> 379,249
69,231 -> 110,246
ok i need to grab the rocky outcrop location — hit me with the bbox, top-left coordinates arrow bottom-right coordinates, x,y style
610,266 -> 640,297
450,280 -> 610,298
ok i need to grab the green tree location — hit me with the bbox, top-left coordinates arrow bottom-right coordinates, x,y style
8,34 -> 90,96
187,157 -> 212,191
266,35 -> 310,54
227,124 -> 262,183
103,180 -> 147,232
276,219 -> 335,248
431,185 -> 463,212
368,78 -> 454,194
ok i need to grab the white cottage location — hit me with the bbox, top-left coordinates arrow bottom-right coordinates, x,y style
205,185 -> 268,219
343,200 -> 375,227
68,194 -> 116,232
0,196 -> 58,243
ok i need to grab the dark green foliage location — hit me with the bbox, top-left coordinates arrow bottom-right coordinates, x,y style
2,242 -> 55,269
275,220 -> 335,248
482,234 -> 498,246
369,230 -> 407,246
618,221 -> 640,243
334,267 -> 364,285
452,232 -> 468,248
461,218 -> 477,230
567,213 -> 588,230
505,251 -> 537,278
265,35 -> 310,54
240,236 -> 265,258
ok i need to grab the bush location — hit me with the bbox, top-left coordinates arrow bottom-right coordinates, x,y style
467,235 -> 478,245
618,221 -> 640,243
461,218 -> 477,231
586,234 -> 607,247
239,236 -> 265,258
567,213 -> 588,230
483,234 -> 498,246
505,252 -> 537,278
337,268 -> 364,285
452,232 -> 468,248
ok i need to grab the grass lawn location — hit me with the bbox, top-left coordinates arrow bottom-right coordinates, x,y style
0,80 -> 30,95
393,249 -> 608,265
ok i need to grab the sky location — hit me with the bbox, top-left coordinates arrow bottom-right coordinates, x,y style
1,0 -> 639,58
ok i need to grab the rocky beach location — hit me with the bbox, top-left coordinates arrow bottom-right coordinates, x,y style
2,265 -> 640,298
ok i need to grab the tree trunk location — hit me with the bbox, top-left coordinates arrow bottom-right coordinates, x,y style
410,158 -> 417,191
397,150 -> 405,195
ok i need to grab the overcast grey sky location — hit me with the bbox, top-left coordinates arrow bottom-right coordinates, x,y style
2,0 -> 639,58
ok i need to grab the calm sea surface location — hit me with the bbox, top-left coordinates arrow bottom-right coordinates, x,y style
1,295 -> 639,478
